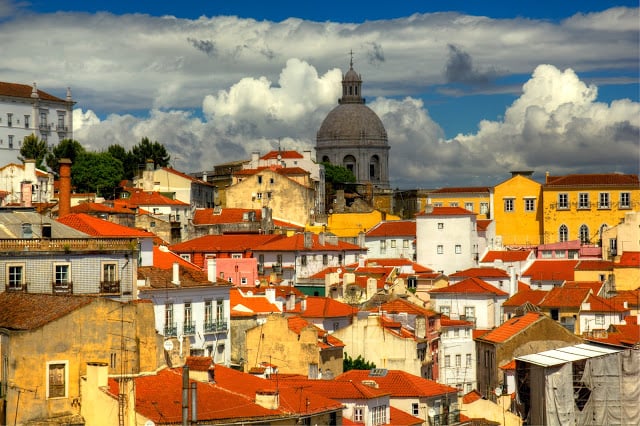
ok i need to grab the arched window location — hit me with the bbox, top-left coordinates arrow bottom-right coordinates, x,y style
322,156 -> 330,164
579,224 -> 590,245
599,224 -> 608,246
343,155 -> 356,175
369,155 -> 380,180
559,224 -> 568,242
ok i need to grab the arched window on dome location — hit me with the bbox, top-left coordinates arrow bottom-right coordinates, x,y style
322,156 -> 331,164
343,155 -> 356,176
369,155 -> 380,181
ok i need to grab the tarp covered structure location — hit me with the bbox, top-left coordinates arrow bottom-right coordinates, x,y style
515,343 -> 640,425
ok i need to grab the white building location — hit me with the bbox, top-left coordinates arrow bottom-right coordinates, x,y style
0,160 -> 54,205
364,220 -> 416,260
439,316 -> 477,394
0,82 -> 74,166
416,206 -> 479,275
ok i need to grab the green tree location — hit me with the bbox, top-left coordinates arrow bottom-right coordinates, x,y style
322,162 -> 356,185
343,353 -> 376,372
130,137 -> 171,178
46,139 -> 86,175
107,144 -> 135,180
18,134 -> 49,169
71,152 -> 124,198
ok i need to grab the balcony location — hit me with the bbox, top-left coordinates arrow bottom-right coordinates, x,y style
100,280 -> 121,294
56,125 -> 68,133
257,264 -> 264,275
164,323 -> 178,337
204,320 -> 228,333
52,281 -> 73,294
183,322 -> 196,335
5,282 -> 27,292
271,264 -> 282,274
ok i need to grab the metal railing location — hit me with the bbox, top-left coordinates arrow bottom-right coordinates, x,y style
100,280 -> 121,294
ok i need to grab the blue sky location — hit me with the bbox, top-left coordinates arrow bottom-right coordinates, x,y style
1,0 -> 638,187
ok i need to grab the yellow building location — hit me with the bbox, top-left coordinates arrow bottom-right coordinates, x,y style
306,210 -> 401,240
427,186 -> 493,219
493,171 -> 543,247
542,173 -> 640,245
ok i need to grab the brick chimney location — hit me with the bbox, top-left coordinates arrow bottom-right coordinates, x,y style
58,158 -> 72,218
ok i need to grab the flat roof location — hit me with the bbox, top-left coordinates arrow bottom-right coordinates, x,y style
515,343 -> 621,367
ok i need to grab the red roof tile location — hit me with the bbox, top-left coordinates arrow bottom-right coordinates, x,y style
370,298 -> 437,317
230,288 -> 281,316
481,250 -> 533,263
462,389 -> 484,404
0,293 -> 94,330
160,167 -> 210,185
544,173 -> 639,187
170,234 -> 285,253
336,369 -> 458,397
575,260 -> 613,271
429,277 -> 509,296
261,150 -> 304,160
563,281 -> 604,295
583,294 -> 628,313
522,260 -> 579,281
609,290 -> 640,309
538,287 -> 591,308
617,252 -> 640,268
274,376 -> 390,399
118,188 -> 189,207
429,186 -> 491,194
476,312 -> 545,343
253,232 -> 364,252
0,81 -> 66,102
417,206 -> 476,216
502,289 -> 549,307
449,267 -> 510,279
389,406 -> 424,426
301,296 -> 358,318
440,315 -> 474,327
476,219 -> 492,231
69,202 -> 136,215
366,220 -> 416,237
500,360 -> 516,370
151,246 -> 201,270
58,213 -> 155,238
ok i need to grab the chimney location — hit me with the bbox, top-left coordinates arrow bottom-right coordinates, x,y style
21,181 -> 33,207
358,254 -> 365,268
58,158 -> 72,218
24,159 -> 36,180
143,159 -> 154,192
202,171 -> 208,182
86,362 -> 109,389
300,296 -> 307,312
508,266 -> 517,297
545,171 -> 550,183
303,231 -> 313,249
319,232 -> 325,246
286,292 -> 296,311
207,258 -> 217,282
424,203 -> 434,214
265,287 -> 276,303
255,389 -> 279,410
172,262 -> 181,286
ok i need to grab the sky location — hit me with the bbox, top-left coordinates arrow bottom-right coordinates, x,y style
0,0 -> 638,189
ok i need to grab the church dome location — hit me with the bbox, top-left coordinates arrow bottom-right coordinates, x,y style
317,103 -> 387,143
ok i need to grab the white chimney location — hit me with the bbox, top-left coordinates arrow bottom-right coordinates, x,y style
207,258 -> 217,282
172,262 -> 181,286
508,266 -> 517,297
265,287 -> 276,303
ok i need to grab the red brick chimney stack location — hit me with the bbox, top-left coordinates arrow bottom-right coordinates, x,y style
58,158 -> 72,218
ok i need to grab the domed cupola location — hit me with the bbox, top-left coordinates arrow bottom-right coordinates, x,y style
340,55 -> 364,105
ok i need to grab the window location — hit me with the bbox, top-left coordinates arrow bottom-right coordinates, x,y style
609,238 -> 618,256
454,328 -> 459,337
440,306 -> 450,316
322,254 -> 328,265
455,244 -> 462,254
466,353 -> 472,367
578,193 -> 590,209
267,192 -> 272,199
465,202 -> 474,211
579,224 -> 590,244
8,135 -> 13,149
558,193 -> 569,209
256,192 -> 262,199
40,111 -> 48,127
555,250 -> 566,258
257,175 -> 263,184
300,255 -> 307,266
449,202 -> 459,207
437,245 -> 443,255
455,354 -> 461,367
559,224 -> 568,242
184,303 -> 193,331
444,355 -> 451,367
102,263 -> 117,282
240,277 -> 248,285
464,306 -> 475,320
412,403 -> 419,416
542,250 -> 553,259
57,113 -> 65,130
7,264 -> 24,290
437,222 -> 444,229
6,113 -> 12,127
269,177 -> 274,184
204,300 -> 213,325
599,193 -> 610,209
595,314 -> 605,325
231,253 -> 242,259
433,202 -> 443,207
442,329 -> 449,338
390,239 -> 396,248
165,304 -> 174,335
47,361 -> 68,398
620,192 -> 630,209
216,299 -> 224,322
354,407 -> 363,422
24,115 -> 29,128
480,202 -> 489,215
180,254 -> 191,261
524,198 -> 536,212
504,198 -> 514,212
54,264 -> 70,286
380,240 -> 386,251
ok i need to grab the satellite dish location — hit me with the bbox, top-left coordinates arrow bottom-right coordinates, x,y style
144,421 -> 155,426
428,408 -> 436,418
383,283 -> 390,291
163,340 -> 174,352
255,279 -> 261,286
495,387 -> 503,397
336,268 -> 342,274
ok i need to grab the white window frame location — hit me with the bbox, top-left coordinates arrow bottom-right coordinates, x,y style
595,314 -> 605,325
598,192 -> 610,209
390,239 -> 396,248
455,244 -> 462,254
465,202 -> 474,212
53,263 -> 71,286
354,407 -> 363,422
480,202 -> 489,215
504,198 -> 514,212
46,360 -> 69,399
524,197 -> 536,212
180,254 -> 191,261
6,263 -> 25,290
444,355 -> 451,367
619,192 -> 630,209
437,245 -> 444,255
578,192 -> 590,209
558,193 -> 569,209
101,261 -> 118,282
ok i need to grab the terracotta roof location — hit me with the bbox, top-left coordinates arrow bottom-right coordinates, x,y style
261,150 -> 304,160
186,356 -> 214,371
449,267 -> 510,279
575,260 -> 613,271
544,173 -> 639,187
300,296 -> 358,318
429,186 -> 491,194
476,312 -> 546,343
563,281 -> 604,295
160,167 -> 210,185
108,366 -> 342,422
193,208 -> 262,225
253,232 -> 365,252
57,213 -> 155,238
366,220 -> 416,237
481,250 -> 533,263
69,202 -> 136,215
170,234 -> 285,253
522,260 -> 579,281
371,298 -> 438,318
137,264 -> 225,290
583,294 -> 628,313
230,288 -> 281,316
118,188 -> 189,207
389,406 -> 424,426
0,293 -> 94,330
234,166 -> 310,177
585,322 -> 640,347
538,287 -> 591,308
274,376 -> 390,400
0,81 -> 66,102
473,329 -> 491,339
440,315 -> 474,327
616,252 -> 640,268
417,206 -> 477,216
429,277 -> 509,296
336,369 -> 458,397
477,219 -> 492,231
286,316 -> 345,349
502,289 -> 549,307
500,360 -> 517,370
462,389 -> 484,404
151,246 -> 200,270
609,290 -> 640,309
